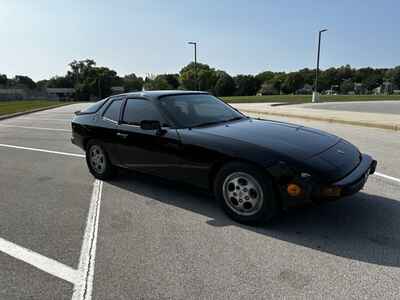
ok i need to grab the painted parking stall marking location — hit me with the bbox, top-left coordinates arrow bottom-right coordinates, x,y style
375,172 -> 400,184
0,143 -> 85,158
72,180 -> 103,300
18,117 -> 71,122
0,237 -> 79,284
0,178 -> 103,300
0,124 -> 71,132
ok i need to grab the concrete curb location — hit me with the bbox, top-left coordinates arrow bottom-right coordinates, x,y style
241,109 -> 400,131
0,103 -> 73,121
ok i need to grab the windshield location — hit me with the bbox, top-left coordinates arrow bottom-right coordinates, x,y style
159,94 -> 245,128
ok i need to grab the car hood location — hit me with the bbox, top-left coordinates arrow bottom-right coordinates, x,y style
193,118 -> 340,160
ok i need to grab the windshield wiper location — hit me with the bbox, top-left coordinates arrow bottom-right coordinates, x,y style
192,120 -> 227,128
224,116 -> 245,122
192,116 -> 245,128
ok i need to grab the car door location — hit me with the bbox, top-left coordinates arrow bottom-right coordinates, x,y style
115,97 -> 184,180
96,97 -> 124,166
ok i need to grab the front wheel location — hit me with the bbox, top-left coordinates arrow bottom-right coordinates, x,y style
214,162 -> 279,225
86,140 -> 116,180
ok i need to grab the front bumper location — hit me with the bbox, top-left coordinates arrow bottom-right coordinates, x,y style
330,154 -> 377,196
281,154 -> 377,208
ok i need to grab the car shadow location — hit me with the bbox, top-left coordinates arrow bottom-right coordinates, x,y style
108,169 -> 400,267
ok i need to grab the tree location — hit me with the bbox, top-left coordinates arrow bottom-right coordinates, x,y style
36,80 -> 49,89
179,62 -> 218,92
157,74 -> 180,89
255,71 -> 275,83
123,73 -> 143,92
10,75 -> 37,89
214,71 -> 236,96
66,59 -> 119,100
281,73 -> 304,94
143,75 -> 172,90
255,71 -> 275,91
47,76 -> 74,88
67,59 -> 97,83
340,79 -> 354,94
386,66 -> 400,88
234,75 -> 258,96
0,74 -> 7,86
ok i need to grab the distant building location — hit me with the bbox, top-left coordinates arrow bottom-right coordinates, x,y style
111,86 -> 124,94
0,88 -> 26,100
296,84 -> 313,95
46,88 -> 75,100
354,83 -> 366,95
374,82 -> 393,95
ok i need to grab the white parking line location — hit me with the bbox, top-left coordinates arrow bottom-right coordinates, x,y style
18,117 -> 71,121
0,144 -> 84,158
72,180 -> 103,300
0,180 -> 103,300
0,124 -> 70,132
0,237 -> 79,284
375,172 -> 400,184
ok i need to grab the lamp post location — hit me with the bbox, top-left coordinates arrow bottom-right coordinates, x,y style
313,29 -> 328,103
98,76 -> 102,99
188,41 -> 198,90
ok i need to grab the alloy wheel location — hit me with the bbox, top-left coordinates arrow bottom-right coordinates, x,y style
89,145 -> 106,174
222,172 -> 264,216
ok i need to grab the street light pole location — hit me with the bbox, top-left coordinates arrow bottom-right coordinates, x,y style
313,29 -> 327,103
188,42 -> 198,90
98,76 -> 101,99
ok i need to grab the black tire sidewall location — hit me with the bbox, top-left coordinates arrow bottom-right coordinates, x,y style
85,140 -> 115,180
214,162 -> 278,225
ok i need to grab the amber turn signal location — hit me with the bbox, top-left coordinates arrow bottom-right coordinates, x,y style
287,184 -> 302,197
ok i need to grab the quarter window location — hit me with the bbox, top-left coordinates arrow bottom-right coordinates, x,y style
123,99 -> 164,125
103,99 -> 122,122
81,98 -> 107,114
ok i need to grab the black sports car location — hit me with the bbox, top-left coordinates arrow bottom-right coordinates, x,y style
71,91 -> 377,224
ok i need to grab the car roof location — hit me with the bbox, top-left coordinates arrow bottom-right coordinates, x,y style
112,90 -> 209,100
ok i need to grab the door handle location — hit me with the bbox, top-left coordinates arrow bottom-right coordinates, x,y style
116,132 -> 128,138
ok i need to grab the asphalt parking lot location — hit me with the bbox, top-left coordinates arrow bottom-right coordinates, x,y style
1,103 -> 400,299
302,100 -> 400,115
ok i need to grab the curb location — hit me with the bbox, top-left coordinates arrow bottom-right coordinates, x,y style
241,109 -> 400,131
0,103 -> 73,121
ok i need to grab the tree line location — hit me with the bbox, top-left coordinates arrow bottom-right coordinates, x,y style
1,59 -> 400,100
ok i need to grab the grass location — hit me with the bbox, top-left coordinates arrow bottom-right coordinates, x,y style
0,100 -> 72,116
221,94 -> 400,104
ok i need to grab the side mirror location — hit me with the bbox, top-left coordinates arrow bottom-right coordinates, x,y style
140,120 -> 161,130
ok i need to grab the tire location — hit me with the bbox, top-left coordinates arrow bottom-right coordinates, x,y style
214,161 -> 279,225
85,140 -> 116,180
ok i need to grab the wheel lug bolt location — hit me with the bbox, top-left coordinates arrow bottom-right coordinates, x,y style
243,188 -> 248,192
245,196 -> 249,200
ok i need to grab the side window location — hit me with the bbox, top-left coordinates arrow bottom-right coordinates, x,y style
123,99 -> 163,125
103,99 -> 122,122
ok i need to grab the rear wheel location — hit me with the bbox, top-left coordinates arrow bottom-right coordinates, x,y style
214,162 -> 279,225
86,140 -> 116,180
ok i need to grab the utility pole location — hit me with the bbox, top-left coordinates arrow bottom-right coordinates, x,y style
98,76 -> 101,99
188,42 -> 199,90
313,29 -> 328,103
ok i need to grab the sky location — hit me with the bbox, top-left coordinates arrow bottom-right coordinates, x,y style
0,0 -> 399,81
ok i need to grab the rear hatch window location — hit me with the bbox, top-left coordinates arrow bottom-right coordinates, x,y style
79,99 -> 108,114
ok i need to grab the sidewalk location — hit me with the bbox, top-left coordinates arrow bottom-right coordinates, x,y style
231,103 -> 400,131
